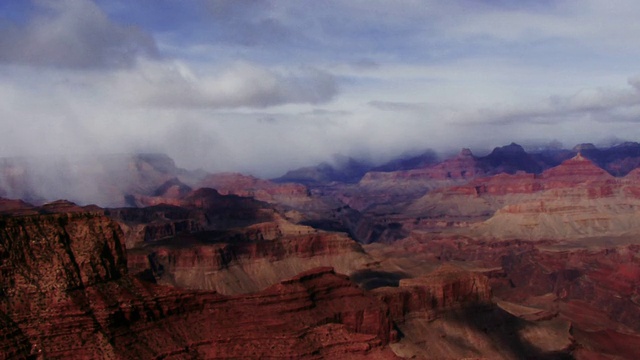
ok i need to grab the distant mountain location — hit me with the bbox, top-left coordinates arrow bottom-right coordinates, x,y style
478,143 -> 543,174
371,149 -> 438,172
273,156 -> 373,185
574,141 -> 640,176
3,142 -> 640,208
276,142 -> 640,188
274,150 -> 439,185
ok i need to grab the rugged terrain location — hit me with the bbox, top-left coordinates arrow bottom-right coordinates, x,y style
2,141 -> 640,359
0,200 -> 514,359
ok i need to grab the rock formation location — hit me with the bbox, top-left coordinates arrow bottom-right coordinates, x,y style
365,234 -> 640,359
126,218 -> 374,295
0,204 -> 401,359
400,154 -> 640,240
374,264 -> 492,322
196,172 -> 312,208
107,187 -> 373,295
3,141 -> 640,359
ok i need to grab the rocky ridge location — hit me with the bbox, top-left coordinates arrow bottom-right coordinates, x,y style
0,205 -> 402,359
0,202 -> 509,359
3,141 -> 640,359
401,154 -> 640,240
107,188 -> 372,295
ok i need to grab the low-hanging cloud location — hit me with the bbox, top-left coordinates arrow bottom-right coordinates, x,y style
0,0 -> 158,68
452,77 -> 640,127
4,0 -> 640,187
114,60 -> 338,109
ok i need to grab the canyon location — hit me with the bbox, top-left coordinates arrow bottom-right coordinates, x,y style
1,142 -> 640,359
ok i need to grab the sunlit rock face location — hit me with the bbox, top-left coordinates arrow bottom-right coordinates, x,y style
108,186 -> 372,295
400,154 -> 640,241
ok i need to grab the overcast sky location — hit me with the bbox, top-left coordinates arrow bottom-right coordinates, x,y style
1,0 -> 640,177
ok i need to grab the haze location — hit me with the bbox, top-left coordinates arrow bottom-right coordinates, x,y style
1,0 -> 640,178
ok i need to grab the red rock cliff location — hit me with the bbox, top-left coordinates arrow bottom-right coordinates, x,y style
374,264 -> 492,322
0,206 -> 398,359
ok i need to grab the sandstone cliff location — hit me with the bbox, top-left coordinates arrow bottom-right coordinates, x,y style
0,206 -> 400,359
195,172 -> 314,208
402,154 -> 640,240
374,264 -> 492,322
126,216 -> 373,295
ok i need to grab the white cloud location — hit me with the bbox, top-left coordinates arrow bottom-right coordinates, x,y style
3,0 -> 640,181
0,0 -> 157,68
448,77 -> 640,126
104,60 -> 338,109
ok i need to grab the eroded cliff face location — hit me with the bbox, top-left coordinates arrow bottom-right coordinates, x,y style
6,144 -> 640,359
196,172 -> 313,208
366,234 -> 640,359
313,153 -> 640,245
0,210 -> 128,358
126,217 -> 373,295
109,188 -> 276,249
374,264 -> 492,322
0,207 -> 401,359
108,188 -> 374,295
377,266 -> 572,360
401,154 -> 640,240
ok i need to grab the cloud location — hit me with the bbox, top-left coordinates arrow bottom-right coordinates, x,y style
0,0 -> 158,68
203,0 -> 298,47
368,101 -> 426,112
111,60 -> 338,109
4,0 -> 640,185
451,77 -> 640,127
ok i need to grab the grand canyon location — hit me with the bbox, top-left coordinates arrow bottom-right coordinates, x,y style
3,2 -> 640,359
2,142 -> 640,359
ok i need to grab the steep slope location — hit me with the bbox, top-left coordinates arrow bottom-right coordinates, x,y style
476,155 -> 640,240
109,187 -> 373,294
0,204 -> 400,359
364,234 -> 640,359
3,201 -> 531,359
127,217 -> 374,295
403,154 -> 640,240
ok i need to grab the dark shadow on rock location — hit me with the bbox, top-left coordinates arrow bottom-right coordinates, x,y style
350,269 -> 409,290
300,219 -> 349,233
448,303 -> 574,360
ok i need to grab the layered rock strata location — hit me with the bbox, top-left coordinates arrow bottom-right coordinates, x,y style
374,264 -> 492,322
371,234 -> 640,359
403,154 -> 640,240
126,217 -> 373,295
0,207 -> 399,359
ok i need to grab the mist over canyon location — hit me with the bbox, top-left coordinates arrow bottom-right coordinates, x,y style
2,141 -> 640,359
4,1 -> 640,359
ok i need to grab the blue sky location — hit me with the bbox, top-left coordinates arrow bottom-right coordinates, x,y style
1,0 -> 640,176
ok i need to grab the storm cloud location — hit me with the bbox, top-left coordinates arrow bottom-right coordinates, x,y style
0,0 -> 158,68
1,0 -> 640,178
